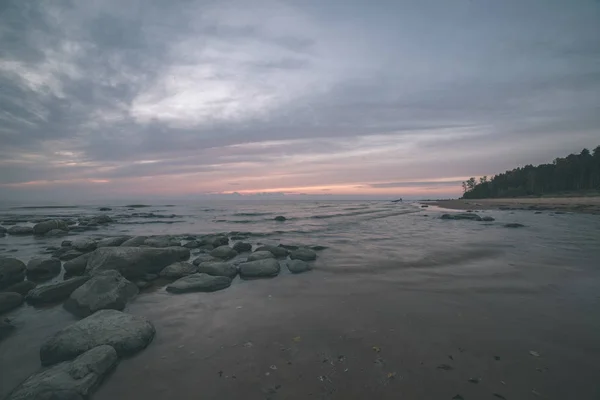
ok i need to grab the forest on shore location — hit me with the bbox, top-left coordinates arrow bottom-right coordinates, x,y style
461,146 -> 600,199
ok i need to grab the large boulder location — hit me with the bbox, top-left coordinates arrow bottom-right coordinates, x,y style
86,247 -> 190,279
26,257 -> 62,280
64,271 -> 139,318
120,236 -> 148,247
40,309 -> 155,365
7,226 -> 33,235
33,219 -> 69,235
232,241 -> 252,253
247,251 -> 275,262
0,257 -> 26,289
0,292 -> 23,314
239,259 -> 280,279
7,345 -> 118,400
290,248 -> 317,261
159,262 -> 197,279
144,236 -> 180,248
254,245 -> 288,258
64,253 -> 93,276
287,260 -> 312,274
196,261 -> 237,278
70,238 -> 97,253
97,236 -> 131,248
26,277 -> 90,305
210,246 -> 238,260
166,273 -> 232,294
1,280 -> 37,296
440,213 -> 482,221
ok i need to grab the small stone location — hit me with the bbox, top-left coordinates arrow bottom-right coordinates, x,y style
239,259 -> 280,279
287,260 -> 312,274
210,246 -> 238,260
289,248 -> 317,261
247,251 -> 275,262
233,242 -> 252,253
166,273 -> 232,293
159,262 -> 198,278
254,245 -> 288,258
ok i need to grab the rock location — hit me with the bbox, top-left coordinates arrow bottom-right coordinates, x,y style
86,247 -> 190,279
64,253 -> 93,276
7,226 -> 33,235
504,223 -> 525,228
310,245 -> 328,251
481,216 -> 495,222
210,245 -> 238,260
233,242 -> 252,252
90,215 -> 113,224
0,319 -> 15,341
159,262 -> 197,279
143,273 -> 158,281
0,257 -> 26,289
64,271 -> 139,318
239,259 -> 280,279
26,277 -> 90,305
192,254 -> 218,265
99,207 -> 112,211
255,245 -> 288,258
120,236 -> 148,247
97,236 -> 131,248
183,240 -> 200,248
197,261 -> 237,278
62,240 -> 73,247
26,257 -> 62,280
290,248 -> 317,261
40,309 -> 155,366
0,226 -> 6,234
0,232 -> 5,238
134,280 -> 152,289
440,213 -> 482,221
287,260 -> 312,274
278,244 -> 299,250
421,205 -> 429,208
33,219 -> 69,235
60,250 -> 85,261
144,236 -> 180,248
7,345 -> 118,400
1,280 -> 37,296
274,216 -> 286,221
166,273 -> 232,293
212,236 -> 229,248
247,251 -> 275,262
46,229 -> 69,237
0,292 -> 23,314
71,239 -> 98,253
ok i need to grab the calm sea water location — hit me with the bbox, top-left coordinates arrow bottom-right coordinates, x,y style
1,200 -> 600,399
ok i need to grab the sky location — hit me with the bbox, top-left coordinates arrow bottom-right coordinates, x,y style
0,0 -> 599,202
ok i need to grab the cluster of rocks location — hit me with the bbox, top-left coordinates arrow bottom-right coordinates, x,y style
1,216 -> 114,238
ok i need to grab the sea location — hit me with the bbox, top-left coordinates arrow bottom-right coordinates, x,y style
1,200 -> 599,399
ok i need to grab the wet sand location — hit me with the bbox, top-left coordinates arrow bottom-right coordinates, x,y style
427,197 -> 600,214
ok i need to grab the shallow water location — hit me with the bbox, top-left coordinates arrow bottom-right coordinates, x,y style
1,201 -> 600,399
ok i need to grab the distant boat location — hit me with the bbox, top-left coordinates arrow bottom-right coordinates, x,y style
391,198 -> 403,203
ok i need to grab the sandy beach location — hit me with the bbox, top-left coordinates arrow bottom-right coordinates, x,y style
427,197 -> 600,214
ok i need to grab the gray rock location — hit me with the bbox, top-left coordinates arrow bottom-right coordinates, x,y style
183,240 -> 200,248
143,273 -> 158,281
134,280 -> 152,289
166,273 -> 232,293
7,345 -> 118,400
46,229 -> 69,237
1,280 -> 37,296
64,253 -> 93,276
279,244 -> 299,250
197,261 -> 237,278
96,236 -> 131,248
232,242 -> 252,252
0,257 -> 26,289
71,239 -> 97,253
62,240 -> 73,247
120,236 -> 148,247
91,215 -> 113,224
7,226 -> 33,235
210,245 -> 238,260
287,260 -> 312,274
0,292 -> 23,314
0,226 -> 6,234
41,310 -> 154,366
26,258 -> 62,280
60,250 -> 85,261
247,251 -> 275,262
290,248 -> 317,261
239,258 -> 280,279
255,245 -> 288,258
144,236 -> 180,248
26,277 -> 90,305
1,319 -> 15,341
86,247 -> 190,279
505,223 -> 525,228
33,219 -> 69,235
159,262 -> 197,278
481,216 -> 495,222
212,236 -> 229,247
274,215 -> 286,221
64,271 -> 138,317
192,254 -> 218,265
0,232 -> 5,238
440,213 -> 482,221
99,207 -> 112,211
52,247 -> 71,258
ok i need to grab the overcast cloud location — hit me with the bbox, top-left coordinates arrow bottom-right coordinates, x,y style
1,0 -> 599,201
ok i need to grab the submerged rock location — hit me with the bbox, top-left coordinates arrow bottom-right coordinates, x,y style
99,207 -> 112,211
254,245 -> 288,258
26,257 -> 62,280
64,253 -> 93,276
40,309 -> 155,366
0,257 -> 26,289
0,319 -> 15,341
64,271 -> 139,317
287,260 -> 312,274
0,292 -> 23,314
26,277 -> 90,305
212,236 -> 229,248
120,236 -> 148,247
247,251 -> 275,262
481,216 -> 495,222
33,219 -> 69,235
7,345 -> 119,400
166,273 -> 232,293
210,245 -> 238,260
440,213 -> 483,221
274,216 -> 286,221
86,247 -> 190,279
290,248 -> 317,261
504,223 -> 525,228
183,240 -> 200,248
239,259 -> 280,279
97,236 -> 131,248
196,261 -> 237,278
1,280 -> 37,296
159,262 -> 197,279
46,229 -> 69,237
232,241 -> 252,252
7,226 -> 33,235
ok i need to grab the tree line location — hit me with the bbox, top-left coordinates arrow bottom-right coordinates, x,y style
461,146 -> 600,199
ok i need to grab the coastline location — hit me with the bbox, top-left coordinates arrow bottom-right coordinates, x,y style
425,196 -> 600,215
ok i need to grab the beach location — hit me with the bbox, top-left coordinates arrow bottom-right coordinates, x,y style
428,196 -> 600,215
1,201 -> 600,399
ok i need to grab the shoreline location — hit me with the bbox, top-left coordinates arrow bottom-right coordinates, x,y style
425,196 -> 600,215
